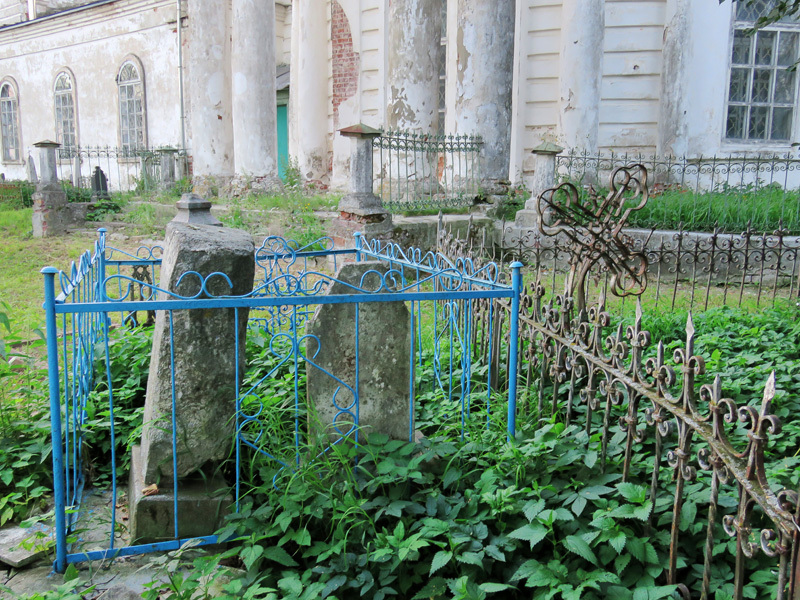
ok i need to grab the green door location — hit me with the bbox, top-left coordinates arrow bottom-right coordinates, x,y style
277,104 -> 288,181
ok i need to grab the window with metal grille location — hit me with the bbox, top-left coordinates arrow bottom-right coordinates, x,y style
0,81 -> 20,163
725,1 -> 800,142
54,72 -> 77,157
117,61 -> 145,153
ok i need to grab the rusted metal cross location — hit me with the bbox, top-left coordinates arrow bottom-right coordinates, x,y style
535,164 -> 650,312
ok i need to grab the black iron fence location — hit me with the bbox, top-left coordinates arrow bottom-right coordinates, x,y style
375,130 -> 483,212
556,150 -> 800,234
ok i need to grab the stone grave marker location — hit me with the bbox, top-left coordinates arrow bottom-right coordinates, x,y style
91,166 -> 110,201
306,261 -> 410,442
129,220 -> 255,543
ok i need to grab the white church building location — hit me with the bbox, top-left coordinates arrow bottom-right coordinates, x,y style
0,0 -> 796,191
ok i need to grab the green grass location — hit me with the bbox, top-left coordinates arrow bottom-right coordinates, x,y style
623,185 -> 800,233
0,209 -> 100,333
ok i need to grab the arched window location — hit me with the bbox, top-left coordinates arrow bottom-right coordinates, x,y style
54,71 -> 77,154
117,59 -> 146,153
0,80 -> 20,163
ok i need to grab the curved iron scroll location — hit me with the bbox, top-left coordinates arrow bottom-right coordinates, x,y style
536,164 -> 650,311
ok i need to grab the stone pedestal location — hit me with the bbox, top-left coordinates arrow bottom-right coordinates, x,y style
128,445 -> 230,544
172,193 -> 223,226
306,262 -> 411,442
332,125 -> 393,248
31,140 -> 70,238
515,142 -> 563,228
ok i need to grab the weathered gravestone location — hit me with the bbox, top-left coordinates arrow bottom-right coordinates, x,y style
306,262 -> 410,442
129,220 -> 255,543
91,166 -> 110,201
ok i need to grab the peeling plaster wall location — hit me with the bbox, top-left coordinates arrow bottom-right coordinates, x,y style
598,0 -> 666,154
667,1 -> 732,157
508,0 -> 561,178
0,0 -> 180,180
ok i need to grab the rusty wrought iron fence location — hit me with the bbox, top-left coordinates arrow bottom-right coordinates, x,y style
375,130 -> 483,212
556,150 -> 800,234
496,224 -> 800,313
438,164 -> 800,598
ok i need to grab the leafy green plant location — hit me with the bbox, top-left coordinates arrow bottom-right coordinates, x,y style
60,181 -> 93,204
86,198 -> 123,221
0,180 -> 34,209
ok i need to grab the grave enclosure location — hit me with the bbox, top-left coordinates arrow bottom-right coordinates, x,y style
42,227 -> 521,570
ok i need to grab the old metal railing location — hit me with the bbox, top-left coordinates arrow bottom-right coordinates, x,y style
440,164 -> 800,598
53,146 -> 187,195
497,224 -> 800,313
43,230 -> 521,571
556,150 -> 800,234
375,130 -> 483,211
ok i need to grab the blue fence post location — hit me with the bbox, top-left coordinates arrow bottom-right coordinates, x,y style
42,266 -> 67,573
354,232 -> 362,262
97,228 -> 107,301
507,262 -> 523,439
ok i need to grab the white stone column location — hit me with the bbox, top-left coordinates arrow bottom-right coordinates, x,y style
558,0 -> 603,154
385,0 -> 442,199
188,0 -> 233,181
454,0 -> 515,188
387,0 -> 441,133
289,0 -> 329,183
231,0 -> 278,182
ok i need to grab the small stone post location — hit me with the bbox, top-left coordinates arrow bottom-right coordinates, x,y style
159,147 -> 178,190
36,141 -> 59,189
31,140 -> 69,238
331,124 -> 392,248
514,141 -> 563,228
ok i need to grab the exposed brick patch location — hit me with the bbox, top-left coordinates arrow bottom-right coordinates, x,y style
331,0 -> 359,128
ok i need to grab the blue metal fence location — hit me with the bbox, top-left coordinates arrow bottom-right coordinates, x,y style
43,230 -> 522,572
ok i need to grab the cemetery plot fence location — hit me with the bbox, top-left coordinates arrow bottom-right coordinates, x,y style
43,230 -> 521,572
440,231 -> 800,599
375,130 -> 483,212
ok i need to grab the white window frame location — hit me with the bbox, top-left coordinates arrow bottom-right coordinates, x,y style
724,2 -> 800,146
54,70 -> 78,158
0,78 -> 21,164
116,57 -> 147,154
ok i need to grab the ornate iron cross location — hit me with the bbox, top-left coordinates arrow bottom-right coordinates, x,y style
536,164 -> 650,311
